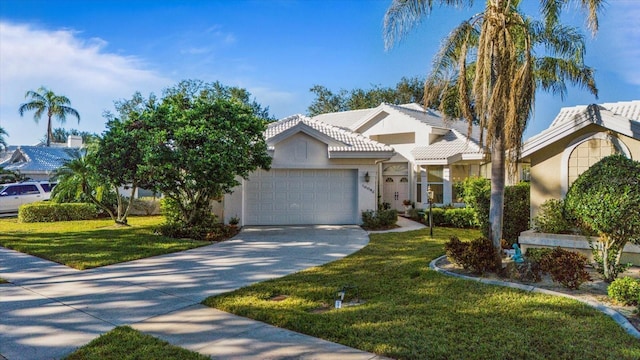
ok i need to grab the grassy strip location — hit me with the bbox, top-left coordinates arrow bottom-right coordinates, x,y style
0,216 -> 210,269
203,227 -> 640,360
64,326 -> 208,360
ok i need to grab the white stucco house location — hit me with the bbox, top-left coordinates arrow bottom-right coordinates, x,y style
223,103 -> 490,226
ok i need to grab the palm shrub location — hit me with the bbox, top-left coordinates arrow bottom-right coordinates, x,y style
564,154 -> 640,282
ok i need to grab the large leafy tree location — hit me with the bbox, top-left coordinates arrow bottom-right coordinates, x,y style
18,87 -> 80,147
93,93 -> 157,225
138,80 -> 272,226
307,76 -> 425,116
384,0 -> 602,267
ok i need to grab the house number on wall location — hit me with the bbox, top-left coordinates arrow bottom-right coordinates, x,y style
361,184 -> 374,193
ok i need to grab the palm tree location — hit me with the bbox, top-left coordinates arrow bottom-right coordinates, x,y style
51,146 -> 118,221
384,0 -> 602,267
0,127 -> 7,151
18,87 -> 80,147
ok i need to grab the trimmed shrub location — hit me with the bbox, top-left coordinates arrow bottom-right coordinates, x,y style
458,177 -> 529,243
444,207 -> 478,228
18,202 -> 98,222
361,209 -> 398,229
465,237 -> 500,274
407,208 -> 421,221
533,199 -> 574,234
607,277 -> 640,306
525,247 -> 553,264
426,207 -> 446,226
538,247 -> 591,290
157,222 -> 239,241
505,260 -> 543,283
444,236 -> 468,266
458,177 -> 490,235
502,182 -> 530,245
444,236 -> 499,274
564,154 -> 640,282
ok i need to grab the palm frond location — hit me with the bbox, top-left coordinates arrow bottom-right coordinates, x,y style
383,0 -> 474,50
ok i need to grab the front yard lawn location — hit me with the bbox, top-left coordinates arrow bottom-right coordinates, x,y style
64,326 -> 208,360
0,216 -> 210,269
203,227 -> 640,359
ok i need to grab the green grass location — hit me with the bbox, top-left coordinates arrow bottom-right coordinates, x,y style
0,216 -> 210,269
63,326 -> 208,360
203,227 -> 640,360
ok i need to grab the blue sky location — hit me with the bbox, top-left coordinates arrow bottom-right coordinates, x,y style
1,0 -> 639,146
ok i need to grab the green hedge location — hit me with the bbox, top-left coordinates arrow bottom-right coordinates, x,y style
458,178 -> 530,244
425,207 -> 478,229
502,182 -> 531,245
361,209 -> 398,229
19,202 -> 99,222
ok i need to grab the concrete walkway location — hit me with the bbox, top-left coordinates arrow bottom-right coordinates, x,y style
1,225 -> 387,360
367,216 -> 426,234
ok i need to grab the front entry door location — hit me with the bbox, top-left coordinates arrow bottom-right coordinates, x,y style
383,176 -> 409,211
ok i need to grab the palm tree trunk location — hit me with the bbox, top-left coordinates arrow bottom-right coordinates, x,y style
47,115 -> 53,147
489,134 -> 505,268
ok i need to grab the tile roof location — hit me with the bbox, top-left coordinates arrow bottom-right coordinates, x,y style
311,103 -> 482,143
384,103 -> 483,142
0,146 -> 79,173
411,129 -> 483,161
312,108 -> 373,129
521,100 -> 640,158
550,100 -> 640,127
266,115 -> 394,153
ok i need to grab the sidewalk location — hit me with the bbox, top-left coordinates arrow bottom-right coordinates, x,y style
1,226 -> 389,360
367,216 -> 427,234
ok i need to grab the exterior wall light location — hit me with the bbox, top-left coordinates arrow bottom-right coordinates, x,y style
364,172 -> 370,183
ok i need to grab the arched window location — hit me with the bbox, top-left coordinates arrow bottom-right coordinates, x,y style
561,132 -> 630,196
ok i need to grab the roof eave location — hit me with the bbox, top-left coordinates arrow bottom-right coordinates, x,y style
328,150 -> 395,159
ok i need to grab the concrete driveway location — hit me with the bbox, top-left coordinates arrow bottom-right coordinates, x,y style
1,225 -> 381,360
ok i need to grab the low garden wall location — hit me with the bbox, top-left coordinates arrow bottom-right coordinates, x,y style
519,230 -> 640,266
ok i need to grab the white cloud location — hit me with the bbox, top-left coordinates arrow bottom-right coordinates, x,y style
0,22 -> 173,145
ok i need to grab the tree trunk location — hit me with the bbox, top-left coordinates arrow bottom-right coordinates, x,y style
46,115 -> 53,147
489,135 -> 505,269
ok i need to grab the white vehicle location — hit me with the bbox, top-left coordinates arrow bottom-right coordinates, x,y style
0,181 -> 56,214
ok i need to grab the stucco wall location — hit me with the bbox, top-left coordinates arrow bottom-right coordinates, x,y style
529,125 -> 640,218
361,112 -> 432,146
223,132 -> 383,225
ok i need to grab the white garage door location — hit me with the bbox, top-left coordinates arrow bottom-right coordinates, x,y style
245,169 -> 357,225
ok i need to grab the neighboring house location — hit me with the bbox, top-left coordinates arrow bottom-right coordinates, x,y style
521,100 -> 640,219
223,103 -> 491,226
0,136 -> 83,181
314,103 -> 485,209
